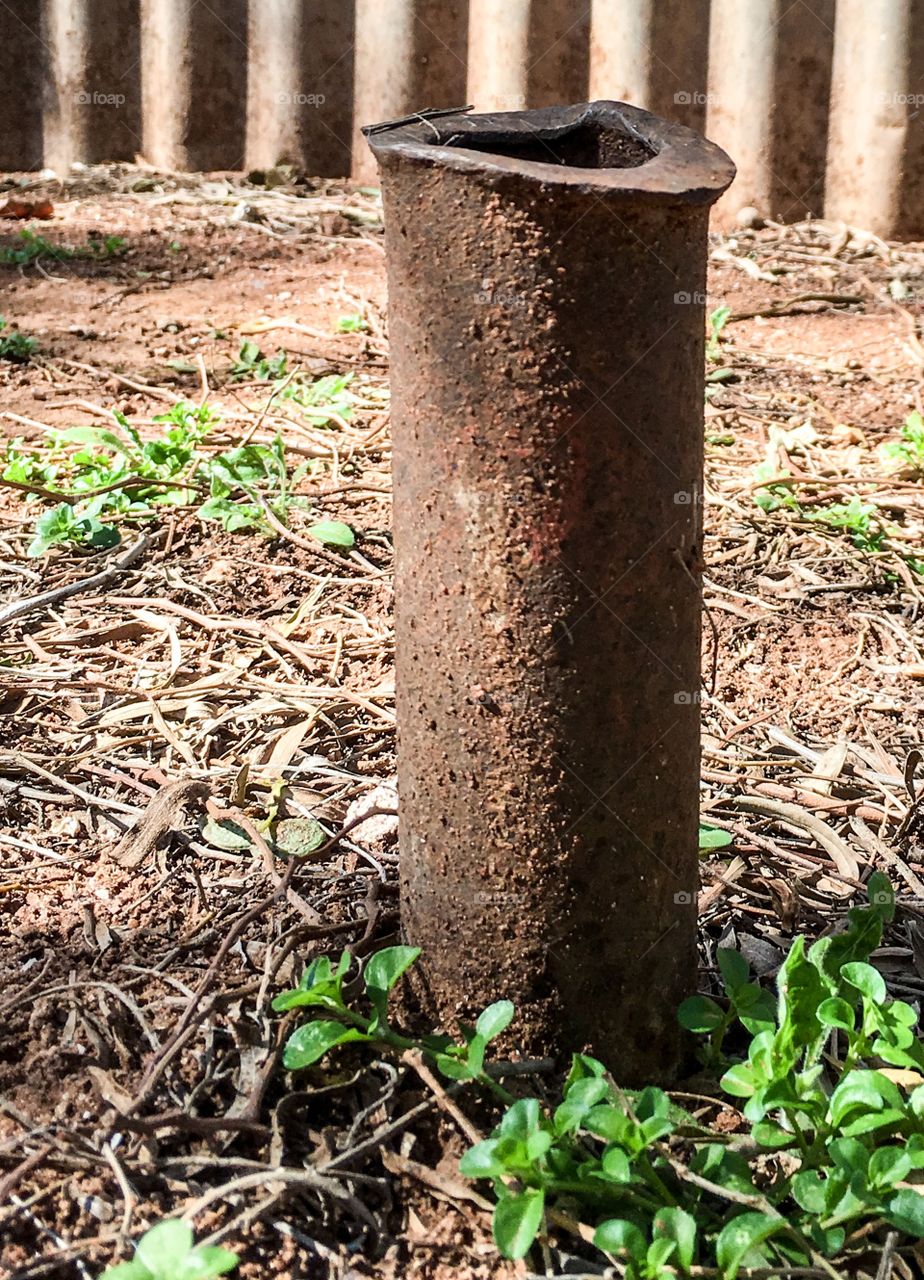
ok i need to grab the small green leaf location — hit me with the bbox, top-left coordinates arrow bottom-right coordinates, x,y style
717,947 -> 749,992
699,824 -> 733,850
364,945 -> 420,1017
554,1077 -> 610,1135
720,1061 -> 757,1098
841,961 -> 887,1004
677,994 -> 725,1033
435,1053 -> 477,1081
636,1087 -> 670,1122
867,872 -> 896,921
273,816 -> 325,858
459,1139 -> 506,1179
283,1019 -> 367,1069
100,1265 -> 152,1280
817,997 -> 855,1030
177,1248 -> 239,1279
715,1212 -> 785,1279
525,1130 -> 553,1162
305,519 -> 355,547
200,818 -> 251,852
885,1187 -> 924,1235
475,999 -> 514,1043
827,1070 -> 903,1128
653,1207 -> 697,1273
493,1188 -> 544,1260
136,1221 -> 194,1273
869,1147 -> 912,1189
584,1104 -> 632,1145
751,1121 -> 795,1150
498,1097 -> 542,1139
600,1147 -> 632,1183
792,1169 -> 827,1214
594,1219 -> 646,1262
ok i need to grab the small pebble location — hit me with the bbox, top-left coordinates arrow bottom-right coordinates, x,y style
736,204 -> 765,229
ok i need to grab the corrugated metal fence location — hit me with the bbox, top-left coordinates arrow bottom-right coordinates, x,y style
2,0 -> 923,236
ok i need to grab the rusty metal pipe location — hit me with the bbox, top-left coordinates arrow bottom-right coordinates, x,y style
367,102 -> 733,1082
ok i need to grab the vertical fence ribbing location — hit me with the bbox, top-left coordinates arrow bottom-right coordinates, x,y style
353,0 -> 467,180
589,0 -> 709,130
246,0 -> 354,176
467,0 -> 531,110
706,0 -> 779,225
43,0 -> 141,171
826,0 -> 912,237
246,0 -> 306,170
0,1 -> 44,169
141,0 -> 247,172
589,0 -> 654,107
1,0 -> 923,237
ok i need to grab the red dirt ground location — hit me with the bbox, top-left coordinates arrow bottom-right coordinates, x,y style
0,168 -> 923,1278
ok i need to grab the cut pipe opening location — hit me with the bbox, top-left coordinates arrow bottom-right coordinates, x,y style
437,119 -> 657,169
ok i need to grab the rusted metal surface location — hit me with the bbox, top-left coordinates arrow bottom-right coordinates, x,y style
368,101 -> 733,1081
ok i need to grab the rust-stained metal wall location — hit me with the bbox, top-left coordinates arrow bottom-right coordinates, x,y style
2,0 -> 924,235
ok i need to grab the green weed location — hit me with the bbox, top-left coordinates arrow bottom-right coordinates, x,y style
879,410 -> 924,476
0,317 -> 36,362
337,313 -> 369,333
99,1219 -> 237,1280
705,306 -> 737,391
230,339 -> 288,381
752,467 -> 893,558
279,877 -> 924,1273
0,227 -> 126,267
810,495 -> 886,553
229,340 -> 354,427
3,401 -> 354,556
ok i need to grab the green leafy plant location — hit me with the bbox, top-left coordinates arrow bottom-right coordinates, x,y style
808,495 -> 885,552
337,313 -> 369,333
230,339 -> 288,381
698,824 -> 733,852
27,499 -> 121,557
705,306 -> 737,392
880,410 -> 924,476
100,1219 -> 237,1280
229,341 -> 354,427
280,880 -> 924,1274
706,306 -> 730,362
0,227 -> 126,267
0,317 -> 36,362
752,470 -> 894,558
5,401 -> 355,555
274,946 -> 514,1094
